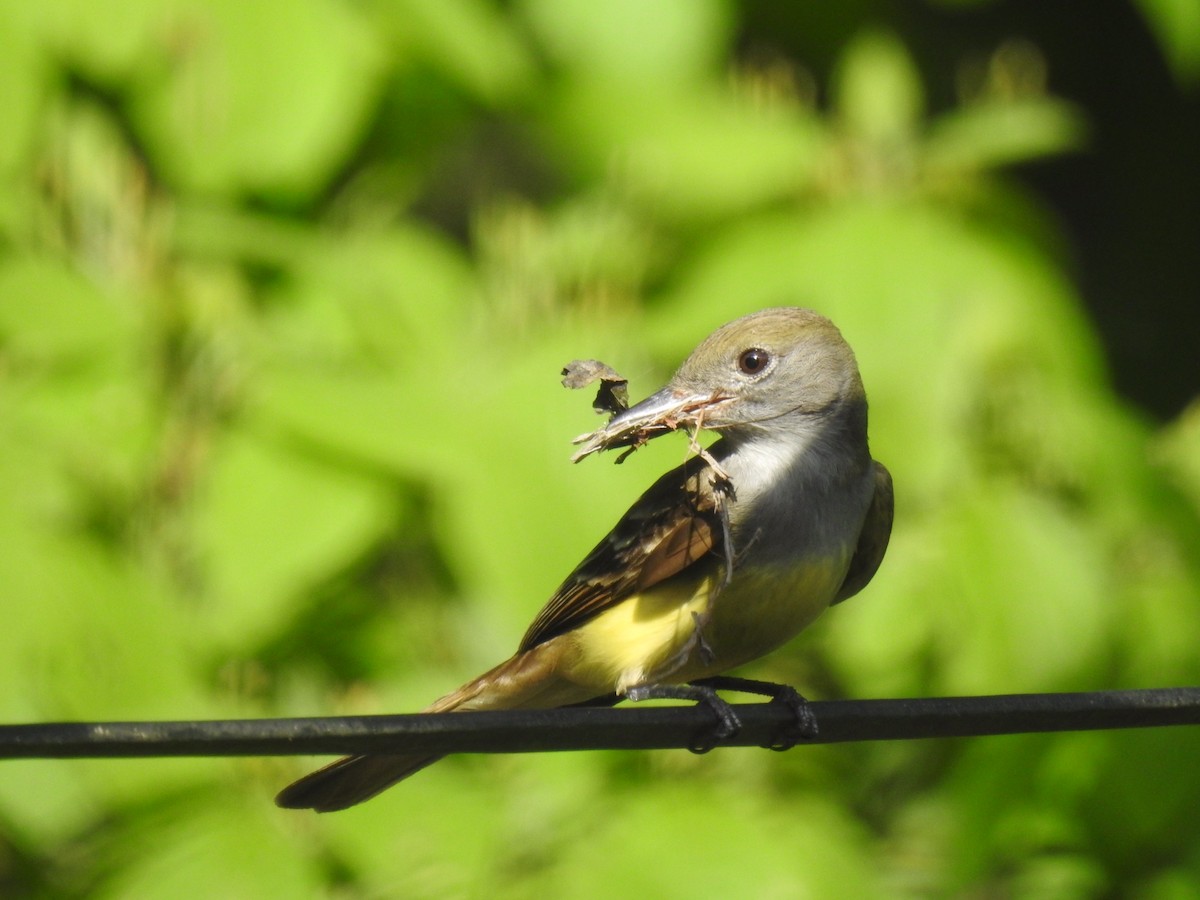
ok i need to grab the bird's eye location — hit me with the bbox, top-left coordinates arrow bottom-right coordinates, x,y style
737,348 -> 771,375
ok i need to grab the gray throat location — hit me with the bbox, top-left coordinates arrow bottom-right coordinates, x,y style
714,406 -> 874,569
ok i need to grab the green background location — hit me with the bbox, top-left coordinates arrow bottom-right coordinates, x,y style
2,1 -> 1200,896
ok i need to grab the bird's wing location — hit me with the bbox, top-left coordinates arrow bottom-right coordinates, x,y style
833,461 -> 894,604
519,456 -> 724,652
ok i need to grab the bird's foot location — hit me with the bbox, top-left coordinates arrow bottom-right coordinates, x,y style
690,676 -> 818,750
625,682 -> 741,754
690,612 -> 716,667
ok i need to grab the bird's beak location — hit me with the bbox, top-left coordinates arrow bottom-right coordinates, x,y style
571,386 -> 730,463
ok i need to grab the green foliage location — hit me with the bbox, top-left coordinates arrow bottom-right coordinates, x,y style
1135,0 -> 1200,85
1,2 -> 1198,897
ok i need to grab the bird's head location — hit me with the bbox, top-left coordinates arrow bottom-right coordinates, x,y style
665,307 -> 864,436
573,308 -> 866,461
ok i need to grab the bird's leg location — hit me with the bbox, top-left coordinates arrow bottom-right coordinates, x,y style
712,480 -> 736,587
688,675 -> 819,749
690,611 -> 716,667
624,682 -> 741,754
732,526 -> 763,567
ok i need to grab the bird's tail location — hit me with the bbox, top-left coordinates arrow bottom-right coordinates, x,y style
274,750 -> 442,812
275,641 -> 586,812
273,671 -> 486,812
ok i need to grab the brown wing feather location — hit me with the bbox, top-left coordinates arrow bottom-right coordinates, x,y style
833,461 -> 894,604
519,456 -> 722,652
635,512 -> 715,591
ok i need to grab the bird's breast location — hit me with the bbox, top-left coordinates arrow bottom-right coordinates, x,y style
699,555 -> 850,674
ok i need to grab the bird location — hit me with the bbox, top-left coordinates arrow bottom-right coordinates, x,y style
276,307 -> 893,811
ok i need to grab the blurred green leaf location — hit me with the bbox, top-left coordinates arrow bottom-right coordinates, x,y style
523,0 -> 731,89
92,794 -> 324,900
834,31 -> 924,143
380,0 -> 537,103
534,785 -> 879,898
193,429 -> 395,646
1084,727 -> 1200,870
1135,0 -> 1200,85
315,768 -> 517,897
932,485 -> 1109,694
474,196 -> 659,319
0,256 -> 133,360
130,0 -> 387,197
33,0 -> 171,82
553,84 -> 824,221
0,514 -> 209,839
925,98 -> 1086,175
1156,400 -> 1200,514
0,4 -> 44,180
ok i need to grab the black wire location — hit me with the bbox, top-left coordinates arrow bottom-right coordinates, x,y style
1,688 -> 1198,760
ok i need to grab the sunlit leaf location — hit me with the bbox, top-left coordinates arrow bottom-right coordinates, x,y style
92,795 -> 323,900
535,785 -> 878,898
0,4 -> 44,180
130,0 -> 387,197
834,31 -> 924,143
0,256 -> 132,360
925,98 -> 1086,175
193,429 -> 395,645
1156,400 -> 1200,515
1135,0 -> 1200,85
379,0 -> 537,103
523,0 -> 731,88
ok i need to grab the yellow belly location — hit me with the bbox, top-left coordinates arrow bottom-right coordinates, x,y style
560,574 -> 716,693
559,556 -> 848,695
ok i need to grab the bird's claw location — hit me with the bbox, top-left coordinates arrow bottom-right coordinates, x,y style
762,684 -> 819,751
688,676 -> 819,751
625,682 -> 742,754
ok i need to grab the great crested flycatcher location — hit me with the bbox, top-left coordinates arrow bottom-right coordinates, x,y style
277,307 -> 893,811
